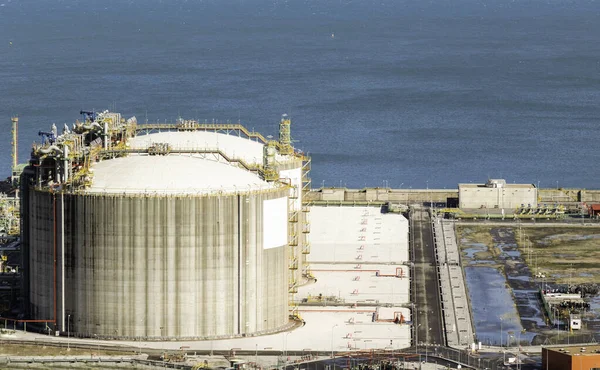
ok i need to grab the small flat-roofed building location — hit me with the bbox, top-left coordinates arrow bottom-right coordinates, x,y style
458,179 -> 537,209
588,204 -> 600,218
542,345 -> 600,370
570,313 -> 582,330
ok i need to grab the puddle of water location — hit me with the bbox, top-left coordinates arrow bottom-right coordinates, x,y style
491,229 -> 547,334
513,291 -> 546,327
465,266 -> 529,345
497,243 -> 521,259
469,260 -> 495,266
463,243 -> 486,259
508,275 -> 531,282
464,248 -> 484,259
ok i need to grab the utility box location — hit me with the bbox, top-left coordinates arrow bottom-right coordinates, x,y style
570,314 -> 581,330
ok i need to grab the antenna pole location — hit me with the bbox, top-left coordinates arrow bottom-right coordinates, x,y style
11,116 -> 18,170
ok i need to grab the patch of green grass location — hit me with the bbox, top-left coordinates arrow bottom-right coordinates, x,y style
457,225 -> 496,260
473,251 -> 494,260
500,227 -> 600,284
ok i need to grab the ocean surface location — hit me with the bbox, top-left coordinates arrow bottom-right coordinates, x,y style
1,0 -> 599,189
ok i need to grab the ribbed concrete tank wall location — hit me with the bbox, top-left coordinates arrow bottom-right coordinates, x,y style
24,185 -> 289,339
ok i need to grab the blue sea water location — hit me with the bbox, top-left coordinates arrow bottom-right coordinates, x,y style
1,0 -> 599,189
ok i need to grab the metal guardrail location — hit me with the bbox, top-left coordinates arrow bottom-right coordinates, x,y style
136,123 -> 269,144
0,339 -> 194,369
310,200 -> 387,207
0,356 -> 193,369
100,147 -> 262,174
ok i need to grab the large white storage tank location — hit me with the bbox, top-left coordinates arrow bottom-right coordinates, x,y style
21,113 -> 309,339
130,125 -> 310,291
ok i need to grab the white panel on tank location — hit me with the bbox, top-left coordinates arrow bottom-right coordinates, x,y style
263,197 -> 288,249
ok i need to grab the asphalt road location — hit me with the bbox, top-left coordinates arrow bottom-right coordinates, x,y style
410,208 -> 444,347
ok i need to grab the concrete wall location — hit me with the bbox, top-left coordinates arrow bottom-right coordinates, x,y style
308,187 -> 600,206
581,190 -> 600,203
24,188 -> 290,339
307,188 -> 458,204
459,186 -> 537,209
538,189 -> 600,203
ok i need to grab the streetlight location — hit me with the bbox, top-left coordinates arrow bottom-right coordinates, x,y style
516,331 -> 522,370
93,333 -> 99,353
331,324 -> 338,366
67,314 -> 71,350
555,307 -> 560,340
283,332 -> 291,366
363,339 -> 372,350
500,317 -> 502,347
411,303 -> 418,353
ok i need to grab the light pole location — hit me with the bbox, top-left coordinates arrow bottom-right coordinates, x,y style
555,307 -> 559,340
410,303 -> 417,349
426,180 -> 429,207
283,331 -> 291,368
500,318 -> 502,347
331,324 -> 338,368
414,305 -> 419,352
94,333 -> 99,354
517,331 -> 522,370
67,314 -> 71,350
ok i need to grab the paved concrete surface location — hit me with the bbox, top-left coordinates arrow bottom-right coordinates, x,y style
301,267 -> 410,305
433,218 -> 474,347
301,205 -> 412,350
410,208 -> 444,346
308,206 -> 409,264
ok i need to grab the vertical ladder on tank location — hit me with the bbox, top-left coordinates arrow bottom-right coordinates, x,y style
301,156 -> 313,280
288,182 -> 300,319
